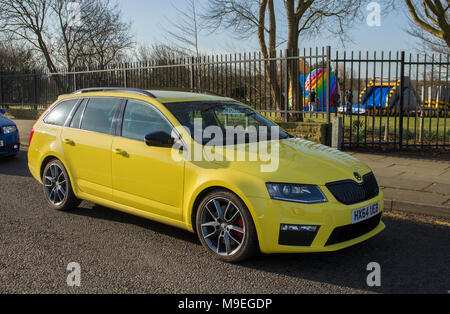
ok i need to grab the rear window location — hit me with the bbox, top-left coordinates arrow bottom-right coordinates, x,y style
44,99 -> 78,126
80,98 -> 121,134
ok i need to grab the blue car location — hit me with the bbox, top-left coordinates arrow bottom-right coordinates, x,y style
0,109 -> 20,157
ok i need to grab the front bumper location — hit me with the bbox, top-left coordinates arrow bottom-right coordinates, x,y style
0,132 -> 20,156
248,191 -> 385,254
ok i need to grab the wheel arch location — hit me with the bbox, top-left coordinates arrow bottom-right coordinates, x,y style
39,154 -> 78,196
187,183 -> 263,245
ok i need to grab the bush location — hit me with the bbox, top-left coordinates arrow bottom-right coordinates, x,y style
402,130 -> 415,141
351,120 -> 365,142
352,120 -> 365,132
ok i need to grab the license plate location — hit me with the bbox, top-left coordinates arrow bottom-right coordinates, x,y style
352,202 -> 380,224
0,140 -> 3,147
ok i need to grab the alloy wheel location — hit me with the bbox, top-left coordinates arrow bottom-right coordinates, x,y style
43,163 -> 68,206
199,197 -> 246,256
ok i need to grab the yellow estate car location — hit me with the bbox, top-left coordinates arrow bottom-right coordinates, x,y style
28,88 -> 385,262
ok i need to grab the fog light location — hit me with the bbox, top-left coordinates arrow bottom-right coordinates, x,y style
280,224 -> 318,232
14,144 -> 19,149
279,224 -> 320,246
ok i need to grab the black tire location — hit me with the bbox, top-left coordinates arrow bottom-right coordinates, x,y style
42,159 -> 81,211
196,190 -> 258,263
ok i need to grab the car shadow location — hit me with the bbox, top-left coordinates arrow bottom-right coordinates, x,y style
67,202 -> 450,293
239,216 -> 450,293
0,150 -> 32,178
67,203 -> 200,245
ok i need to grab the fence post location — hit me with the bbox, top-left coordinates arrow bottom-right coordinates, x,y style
123,63 -> 127,88
33,70 -> 38,107
326,46 -> 331,124
332,116 -> 343,150
399,51 -> 405,151
190,56 -> 195,89
73,70 -> 77,92
0,72 -> 3,106
284,49 -> 289,122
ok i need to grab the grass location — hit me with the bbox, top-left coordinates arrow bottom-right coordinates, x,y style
303,114 -> 450,139
266,111 -> 450,143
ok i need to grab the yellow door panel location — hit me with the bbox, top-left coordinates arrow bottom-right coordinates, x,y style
61,128 -> 114,199
111,136 -> 184,220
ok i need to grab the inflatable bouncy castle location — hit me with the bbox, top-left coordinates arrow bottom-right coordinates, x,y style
289,68 -> 341,112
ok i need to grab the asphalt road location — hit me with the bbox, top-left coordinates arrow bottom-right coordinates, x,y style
0,150 -> 449,294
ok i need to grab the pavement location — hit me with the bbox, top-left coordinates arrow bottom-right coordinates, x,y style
12,119 -> 450,219
349,152 -> 450,219
0,151 -> 449,293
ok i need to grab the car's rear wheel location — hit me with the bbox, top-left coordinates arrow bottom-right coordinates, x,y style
42,159 -> 80,211
196,190 -> 258,263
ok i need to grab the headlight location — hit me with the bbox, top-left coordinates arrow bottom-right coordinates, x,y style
2,125 -> 17,134
266,183 -> 327,204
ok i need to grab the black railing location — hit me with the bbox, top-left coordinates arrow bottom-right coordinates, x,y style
0,47 -> 448,151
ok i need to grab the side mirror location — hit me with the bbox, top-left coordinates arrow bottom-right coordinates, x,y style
145,131 -> 175,148
0,109 -> 5,115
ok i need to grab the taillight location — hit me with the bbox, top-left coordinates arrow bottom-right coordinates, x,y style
29,128 -> 35,146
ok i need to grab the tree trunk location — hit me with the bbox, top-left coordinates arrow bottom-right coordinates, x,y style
285,0 -> 303,122
258,0 -> 283,117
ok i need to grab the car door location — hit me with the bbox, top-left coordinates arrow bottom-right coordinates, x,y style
111,99 -> 185,221
61,97 -> 122,200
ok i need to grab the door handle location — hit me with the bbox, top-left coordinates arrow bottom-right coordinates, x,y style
63,139 -> 74,145
113,148 -> 128,156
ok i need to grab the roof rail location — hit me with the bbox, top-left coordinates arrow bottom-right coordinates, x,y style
72,87 -> 156,98
152,88 -> 226,98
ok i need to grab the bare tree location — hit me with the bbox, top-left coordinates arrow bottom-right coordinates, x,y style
0,0 -> 133,75
0,0 -> 58,73
133,44 -> 190,65
204,0 -> 281,111
405,0 -> 450,53
0,42 -> 34,73
74,0 -> 133,69
163,0 -> 203,58
204,0 -> 364,121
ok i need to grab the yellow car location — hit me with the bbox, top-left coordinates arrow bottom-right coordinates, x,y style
28,88 -> 385,262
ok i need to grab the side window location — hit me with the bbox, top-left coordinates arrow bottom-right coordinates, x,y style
122,99 -> 173,142
44,99 -> 78,126
80,98 -> 121,134
69,99 -> 86,128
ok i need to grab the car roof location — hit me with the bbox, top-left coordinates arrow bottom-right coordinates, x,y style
148,90 -> 232,103
60,88 -> 233,104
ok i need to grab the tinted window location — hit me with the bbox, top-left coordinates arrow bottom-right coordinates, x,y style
122,99 -> 172,141
164,101 -> 292,144
69,100 -> 86,128
81,98 -> 121,134
44,99 -> 78,126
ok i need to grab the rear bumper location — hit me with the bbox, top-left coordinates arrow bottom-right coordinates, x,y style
248,192 -> 385,254
0,132 -> 20,156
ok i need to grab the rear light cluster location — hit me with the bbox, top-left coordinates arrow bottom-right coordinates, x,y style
29,128 -> 35,146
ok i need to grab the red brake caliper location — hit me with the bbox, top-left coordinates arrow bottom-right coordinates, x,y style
232,217 -> 244,239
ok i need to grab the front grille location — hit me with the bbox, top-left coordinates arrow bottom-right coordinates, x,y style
326,173 -> 379,205
325,213 -> 382,246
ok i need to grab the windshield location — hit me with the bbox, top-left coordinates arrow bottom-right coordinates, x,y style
164,101 -> 292,145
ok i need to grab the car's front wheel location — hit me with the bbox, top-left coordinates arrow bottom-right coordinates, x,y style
196,190 -> 258,263
42,159 -> 80,211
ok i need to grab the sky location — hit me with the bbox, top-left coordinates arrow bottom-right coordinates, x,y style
118,0 -> 417,55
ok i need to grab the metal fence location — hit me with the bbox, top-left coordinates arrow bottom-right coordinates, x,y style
0,47 -> 449,151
